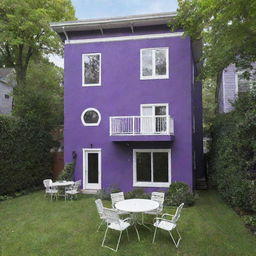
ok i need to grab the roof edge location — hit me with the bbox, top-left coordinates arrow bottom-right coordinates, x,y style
50,12 -> 176,33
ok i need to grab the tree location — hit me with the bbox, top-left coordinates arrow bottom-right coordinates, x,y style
172,0 -> 256,80
13,58 -> 64,129
0,0 -> 75,86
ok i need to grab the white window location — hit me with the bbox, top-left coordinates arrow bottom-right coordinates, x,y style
81,108 -> 101,126
140,48 -> 169,80
82,53 -> 101,86
133,149 -> 171,187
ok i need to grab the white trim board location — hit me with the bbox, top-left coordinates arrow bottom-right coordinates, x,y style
65,32 -> 184,45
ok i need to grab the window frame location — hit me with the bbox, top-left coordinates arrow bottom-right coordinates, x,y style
82,53 -> 101,87
81,108 -> 101,126
140,47 -> 169,80
133,149 -> 171,187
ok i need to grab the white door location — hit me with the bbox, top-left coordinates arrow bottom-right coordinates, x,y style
141,106 -> 154,134
83,149 -> 101,189
141,105 -> 168,134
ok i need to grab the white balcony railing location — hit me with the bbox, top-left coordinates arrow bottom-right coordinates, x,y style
110,115 -> 174,136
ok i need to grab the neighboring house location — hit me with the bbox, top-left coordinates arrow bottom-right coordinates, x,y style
51,12 -> 204,192
0,68 -> 15,115
218,64 -> 256,113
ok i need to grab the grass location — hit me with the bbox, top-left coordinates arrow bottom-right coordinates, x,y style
0,190 -> 255,256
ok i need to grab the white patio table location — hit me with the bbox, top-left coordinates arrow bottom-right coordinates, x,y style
115,199 -> 159,241
52,181 -> 74,197
52,181 -> 74,187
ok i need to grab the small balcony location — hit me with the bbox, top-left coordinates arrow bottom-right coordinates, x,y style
109,115 -> 174,142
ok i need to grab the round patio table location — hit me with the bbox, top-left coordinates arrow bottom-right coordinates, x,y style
52,181 -> 74,187
52,181 -> 74,197
115,199 -> 159,241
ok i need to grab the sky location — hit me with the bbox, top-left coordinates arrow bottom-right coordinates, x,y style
49,0 -> 178,67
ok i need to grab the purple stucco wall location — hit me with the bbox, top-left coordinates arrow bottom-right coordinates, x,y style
64,27 -> 199,191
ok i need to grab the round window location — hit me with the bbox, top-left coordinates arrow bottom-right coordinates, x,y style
81,108 -> 101,126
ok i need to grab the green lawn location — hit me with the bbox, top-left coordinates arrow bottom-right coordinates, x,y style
0,190 -> 255,256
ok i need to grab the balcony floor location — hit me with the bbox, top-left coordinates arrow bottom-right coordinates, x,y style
110,134 -> 174,142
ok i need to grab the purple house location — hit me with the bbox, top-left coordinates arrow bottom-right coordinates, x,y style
51,12 -> 204,192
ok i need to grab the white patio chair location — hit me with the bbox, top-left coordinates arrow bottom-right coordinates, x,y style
95,199 -> 107,232
101,207 -> 132,252
143,192 -> 165,224
110,192 -> 127,215
43,179 -> 58,200
152,203 -> 184,248
65,180 -> 81,200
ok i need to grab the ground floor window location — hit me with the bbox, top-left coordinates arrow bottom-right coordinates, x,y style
133,149 -> 171,187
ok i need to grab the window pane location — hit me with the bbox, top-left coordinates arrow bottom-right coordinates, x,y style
155,106 -> 166,115
84,54 -> 100,84
155,49 -> 167,76
142,50 -> 153,76
88,153 -> 98,183
153,152 -> 168,182
84,110 -> 99,124
136,152 -> 151,182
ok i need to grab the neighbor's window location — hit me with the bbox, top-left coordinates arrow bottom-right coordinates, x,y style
133,149 -> 170,187
81,108 -> 101,126
82,53 -> 101,86
237,71 -> 256,93
140,48 -> 169,80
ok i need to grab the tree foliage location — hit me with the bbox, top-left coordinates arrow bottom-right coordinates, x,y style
13,58 -> 64,128
172,0 -> 256,79
0,0 -> 75,85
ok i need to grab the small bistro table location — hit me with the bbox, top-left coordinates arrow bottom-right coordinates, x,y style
52,181 -> 74,187
52,181 -> 74,197
115,199 -> 159,241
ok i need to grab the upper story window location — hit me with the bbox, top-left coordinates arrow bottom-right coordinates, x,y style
4,94 -> 10,99
82,53 -> 101,86
140,48 -> 169,80
81,108 -> 101,126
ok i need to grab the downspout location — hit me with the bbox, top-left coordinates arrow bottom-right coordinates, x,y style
62,26 -> 69,43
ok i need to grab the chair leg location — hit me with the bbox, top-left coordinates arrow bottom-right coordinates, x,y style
101,227 -> 109,247
97,219 -> 104,232
126,228 -> 129,241
152,226 -> 158,243
169,228 -> 181,248
102,227 -> 123,252
115,231 -> 123,252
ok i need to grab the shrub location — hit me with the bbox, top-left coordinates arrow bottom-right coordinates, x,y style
165,182 -> 195,206
0,115 -> 54,196
242,215 -> 256,229
57,162 -> 75,181
96,185 -> 121,200
209,89 -> 256,213
125,188 -> 150,199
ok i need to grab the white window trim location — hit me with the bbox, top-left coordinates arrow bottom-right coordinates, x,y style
82,53 -> 101,87
81,108 -> 101,126
133,149 -> 171,188
82,148 -> 102,190
140,103 -> 169,116
140,47 -> 169,80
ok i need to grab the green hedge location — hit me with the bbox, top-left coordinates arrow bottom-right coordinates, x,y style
0,115 -> 54,196
209,90 -> 256,212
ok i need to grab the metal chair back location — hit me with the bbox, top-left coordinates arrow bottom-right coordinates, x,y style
172,203 -> 184,223
110,192 -> 124,208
